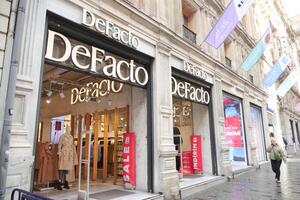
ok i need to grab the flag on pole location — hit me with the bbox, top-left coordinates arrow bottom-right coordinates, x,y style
204,0 -> 253,49
276,69 -> 300,97
262,54 -> 290,87
241,29 -> 271,71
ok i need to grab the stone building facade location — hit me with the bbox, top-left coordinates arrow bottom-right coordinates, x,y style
0,0 -> 299,200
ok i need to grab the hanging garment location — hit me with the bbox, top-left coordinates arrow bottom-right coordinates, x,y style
35,143 -> 59,184
58,133 -> 78,170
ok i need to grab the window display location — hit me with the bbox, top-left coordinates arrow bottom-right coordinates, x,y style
223,94 -> 247,168
172,95 -> 213,176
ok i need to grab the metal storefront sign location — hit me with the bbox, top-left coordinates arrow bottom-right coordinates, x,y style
183,61 -> 208,82
82,9 -> 139,49
45,30 -> 149,87
172,76 -> 210,104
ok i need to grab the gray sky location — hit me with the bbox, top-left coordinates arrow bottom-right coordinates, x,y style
281,0 -> 300,18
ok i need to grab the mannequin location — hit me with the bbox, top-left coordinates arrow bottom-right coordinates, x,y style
57,125 -> 74,190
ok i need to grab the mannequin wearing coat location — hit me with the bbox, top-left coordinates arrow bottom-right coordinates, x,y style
57,125 -> 78,190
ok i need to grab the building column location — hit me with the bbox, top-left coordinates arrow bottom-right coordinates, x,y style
152,42 -> 180,199
242,95 -> 257,167
5,0 -> 47,197
213,74 -> 232,177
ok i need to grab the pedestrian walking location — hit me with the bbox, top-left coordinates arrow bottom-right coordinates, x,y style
267,138 -> 287,183
269,132 -> 275,140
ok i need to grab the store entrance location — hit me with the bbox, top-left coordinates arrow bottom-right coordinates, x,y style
78,106 -> 129,186
33,63 -> 148,199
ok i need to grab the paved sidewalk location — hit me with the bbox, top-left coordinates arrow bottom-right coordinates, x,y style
185,153 -> 300,200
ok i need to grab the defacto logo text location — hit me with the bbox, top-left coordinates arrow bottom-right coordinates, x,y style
172,77 -> 210,104
183,61 -> 208,82
82,9 -> 139,49
45,30 -> 148,87
71,80 -> 123,105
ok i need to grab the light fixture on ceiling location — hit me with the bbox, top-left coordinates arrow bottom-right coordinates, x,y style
47,90 -> 53,97
96,98 -> 101,104
59,84 -> 65,99
85,95 -> 91,102
46,97 -> 51,104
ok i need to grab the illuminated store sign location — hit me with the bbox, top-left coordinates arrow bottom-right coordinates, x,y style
71,80 -> 123,105
82,9 -> 139,49
172,77 -> 210,104
183,61 -> 208,82
45,30 -> 148,87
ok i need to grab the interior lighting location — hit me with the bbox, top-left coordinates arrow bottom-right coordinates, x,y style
46,97 -> 51,104
59,85 -> 65,99
59,91 -> 65,98
96,98 -> 101,104
47,90 -> 53,97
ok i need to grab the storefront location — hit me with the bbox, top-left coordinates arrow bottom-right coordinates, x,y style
223,93 -> 248,171
171,62 -> 218,179
32,11 -> 153,199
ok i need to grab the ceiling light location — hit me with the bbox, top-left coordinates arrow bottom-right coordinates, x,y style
47,90 -> 53,97
96,98 -> 101,104
46,97 -> 51,104
59,84 -> 65,99
59,90 -> 65,98
85,96 -> 91,101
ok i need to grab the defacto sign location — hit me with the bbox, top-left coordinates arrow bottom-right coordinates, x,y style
45,30 -> 148,87
82,9 -> 139,49
172,76 -> 210,104
183,61 -> 208,82
71,80 -> 123,105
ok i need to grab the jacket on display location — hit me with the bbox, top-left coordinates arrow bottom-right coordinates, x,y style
58,133 -> 78,171
35,143 -> 59,184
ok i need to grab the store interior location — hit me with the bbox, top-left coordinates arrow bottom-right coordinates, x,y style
34,63 -> 148,199
173,98 -> 213,178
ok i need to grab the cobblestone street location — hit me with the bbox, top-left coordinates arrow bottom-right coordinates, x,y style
185,152 -> 300,200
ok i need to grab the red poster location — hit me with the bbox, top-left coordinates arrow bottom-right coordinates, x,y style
181,151 -> 194,175
122,132 -> 136,186
191,135 -> 203,172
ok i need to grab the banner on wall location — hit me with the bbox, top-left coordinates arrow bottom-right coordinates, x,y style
122,132 -> 136,186
262,54 -> 291,87
191,135 -> 203,173
241,28 -> 271,71
204,0 -> 253,48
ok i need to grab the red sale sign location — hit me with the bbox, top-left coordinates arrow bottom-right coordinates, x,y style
122,132 -> 135,186
191,135 -> 203,173
181,151 -> 194,175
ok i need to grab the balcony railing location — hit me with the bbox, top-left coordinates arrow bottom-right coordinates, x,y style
183,25 -> 196,44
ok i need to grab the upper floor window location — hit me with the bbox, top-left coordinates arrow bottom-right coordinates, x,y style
224,40 -> 232,68
249,74 -> 254,84
182,0 -> 197,44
